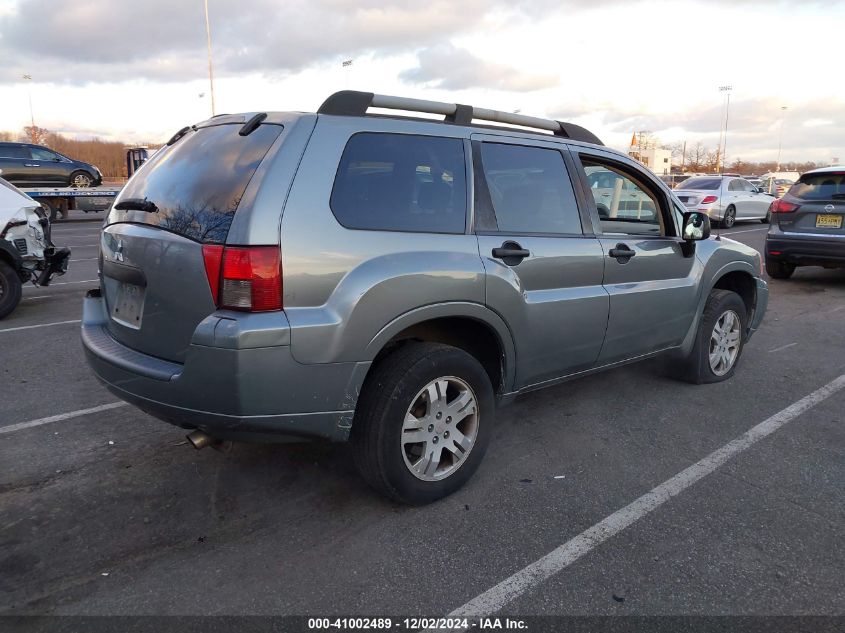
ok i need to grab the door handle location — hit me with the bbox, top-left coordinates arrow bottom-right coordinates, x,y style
25,163 -> 40,167
608,243 -> 636,261
492,241 -> 530,266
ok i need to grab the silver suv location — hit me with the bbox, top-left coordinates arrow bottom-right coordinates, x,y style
82,91 -> 768,504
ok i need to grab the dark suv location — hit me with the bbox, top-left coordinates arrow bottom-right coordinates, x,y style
0,142 -> 102,188
82,91 -> 768,504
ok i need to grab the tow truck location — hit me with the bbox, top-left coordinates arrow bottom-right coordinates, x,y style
17,148 -> 152,221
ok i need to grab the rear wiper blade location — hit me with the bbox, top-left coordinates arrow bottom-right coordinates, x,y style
114,198 -> 158,213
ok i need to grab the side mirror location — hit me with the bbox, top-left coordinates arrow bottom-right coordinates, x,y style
682,211 -> 711,241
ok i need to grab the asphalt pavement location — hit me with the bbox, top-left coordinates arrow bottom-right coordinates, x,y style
0,220 -> 843,623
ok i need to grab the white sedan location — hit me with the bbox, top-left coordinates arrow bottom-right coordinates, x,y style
675,176 -> 775,227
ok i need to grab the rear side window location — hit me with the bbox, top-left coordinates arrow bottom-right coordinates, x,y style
112,123 -> 283,244
788,172 -> 845,200
0,145 -> 29,159
477,143 -> 582,234
330,133 -> 467,233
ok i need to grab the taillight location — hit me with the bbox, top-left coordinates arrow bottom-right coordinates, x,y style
700,195 -> 718,204
201,245 -> 282,311
201,244 -> 224,304
770,199 -> 800,214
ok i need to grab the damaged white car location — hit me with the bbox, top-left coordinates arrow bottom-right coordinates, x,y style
0,171 -> 70,318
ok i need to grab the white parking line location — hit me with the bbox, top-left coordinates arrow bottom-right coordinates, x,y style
23,279 -> 98,288
22,295 -> 50,301
445,374 -> 845,620
0,402 -> 128,436
70,258 -> 97,262
0,319 -> 81,333
769,342 -> 798,353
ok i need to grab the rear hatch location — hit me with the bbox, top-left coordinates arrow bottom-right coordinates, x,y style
100,120 -> 284,363
773,171 -> 845,237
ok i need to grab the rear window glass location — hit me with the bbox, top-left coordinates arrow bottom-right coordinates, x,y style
330,133 -> 467,234
676,177 -> 721,190
788,173 -> 845,200
111,123 -> 283,243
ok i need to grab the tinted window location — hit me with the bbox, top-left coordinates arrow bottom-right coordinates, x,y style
677,177 -> 721,190
0,145 -> 28,159
478,143 -> 581,234
331,133 -> 466,234
30,147 -> 60,160
112,123 -> 283,244
582,160 -> 663,236
788,172 -> 845,200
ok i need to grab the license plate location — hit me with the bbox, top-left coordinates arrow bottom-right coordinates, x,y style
112,282 -> 145,328
815,214 -> 843,228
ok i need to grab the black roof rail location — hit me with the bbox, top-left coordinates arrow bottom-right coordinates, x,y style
317,90 -> 603,146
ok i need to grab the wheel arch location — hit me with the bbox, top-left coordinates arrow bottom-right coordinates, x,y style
679,261 -> 759,355
363,303 -> 517,397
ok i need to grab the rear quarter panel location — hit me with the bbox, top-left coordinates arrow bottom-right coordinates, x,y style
280,116 -> 488,365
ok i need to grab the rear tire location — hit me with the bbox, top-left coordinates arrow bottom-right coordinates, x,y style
766,259 -> 795,279
39,199 -> 59,222
0,260 -> 23,320
352,342 -> 495,505
676,289 -> 747,384
721,205 -> 736,228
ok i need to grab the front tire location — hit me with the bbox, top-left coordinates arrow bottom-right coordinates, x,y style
721,205 -> 736,228
677,289 -> 747,384
0,260 -> 23,320
70,171 -> 93,188
352,342 -> 495,505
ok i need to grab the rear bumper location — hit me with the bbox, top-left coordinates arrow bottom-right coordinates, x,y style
765,234 -> 845,267
81,290 -> 369,442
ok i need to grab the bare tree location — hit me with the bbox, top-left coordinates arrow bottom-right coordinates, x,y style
22,125 -> 50,145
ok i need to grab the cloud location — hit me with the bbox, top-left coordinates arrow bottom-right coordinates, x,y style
0,0 -> 491,84
0,0 -> 836,85
399,44 -> 557,92
550,98 -> 845,162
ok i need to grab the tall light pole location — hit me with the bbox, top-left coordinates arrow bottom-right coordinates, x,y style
342,59 -> 353,89
203,0 -> 216,116
776,106 -> 788,171
716,85 -> 732,173
22,74 -> 36,140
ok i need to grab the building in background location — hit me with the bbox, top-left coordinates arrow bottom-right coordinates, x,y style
627,132 -> 673,175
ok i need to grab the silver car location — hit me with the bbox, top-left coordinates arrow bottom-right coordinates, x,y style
82,91 -> 768,504
676,175 -> 775,227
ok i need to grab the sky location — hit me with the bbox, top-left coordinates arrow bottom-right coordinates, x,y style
1,0 -> 843,164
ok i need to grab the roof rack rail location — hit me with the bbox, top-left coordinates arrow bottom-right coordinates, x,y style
317,90 -> 603,146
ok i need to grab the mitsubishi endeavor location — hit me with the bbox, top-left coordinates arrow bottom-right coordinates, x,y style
82,91 -> 768,504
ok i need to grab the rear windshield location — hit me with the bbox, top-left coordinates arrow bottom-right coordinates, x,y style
110,123 -> 283,243
788,172 -> 845,200
676,177 -> 721,191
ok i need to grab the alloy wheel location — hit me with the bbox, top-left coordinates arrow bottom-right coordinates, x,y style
709,309 -> 741,376
401,376 -> 479,481
73,173 -> 92,188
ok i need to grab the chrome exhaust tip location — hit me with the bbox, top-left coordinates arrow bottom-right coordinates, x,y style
186,430 -> 217,450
